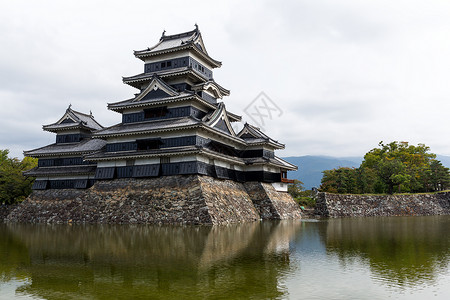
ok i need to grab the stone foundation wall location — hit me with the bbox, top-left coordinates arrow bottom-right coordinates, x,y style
199,177 -> 260,224
0,205 -> 16,222
244,182 -> 302,220
315,192 -> 450,217
5,175 -> 300,225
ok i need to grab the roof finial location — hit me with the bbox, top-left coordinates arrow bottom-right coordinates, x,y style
68,103 -> 72,110
162,29 -> 166,37
195,23 -> 199,31
90,110 -> 93,117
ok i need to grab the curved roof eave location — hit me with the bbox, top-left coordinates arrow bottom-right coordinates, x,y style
107,94 -> 217,112
134,44 -> 222,68
122,68 -> 209,89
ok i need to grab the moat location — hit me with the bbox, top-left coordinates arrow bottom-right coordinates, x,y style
1,216 -> 449,299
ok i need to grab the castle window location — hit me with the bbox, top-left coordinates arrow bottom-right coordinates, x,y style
137,139 -> 162,151
167,61 -> 172,67
144,106 -> 168,119
161,62 -> 166,68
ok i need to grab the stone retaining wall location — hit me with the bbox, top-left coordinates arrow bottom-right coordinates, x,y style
5,175 -> 301,225
244,182 -> 302,220
315,192 -> 450,217
0,205 -> 16,222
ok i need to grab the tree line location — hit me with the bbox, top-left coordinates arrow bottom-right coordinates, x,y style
0,150 -> 37,205
320,142 -> 450,194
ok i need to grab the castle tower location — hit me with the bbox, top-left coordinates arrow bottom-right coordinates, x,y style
18,26 -> 302,225
84,26 -> 296,191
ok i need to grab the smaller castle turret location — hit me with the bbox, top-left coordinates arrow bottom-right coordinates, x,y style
24,106 -> 106,189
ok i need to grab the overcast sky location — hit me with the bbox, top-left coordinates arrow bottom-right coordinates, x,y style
1,0 -> 450,159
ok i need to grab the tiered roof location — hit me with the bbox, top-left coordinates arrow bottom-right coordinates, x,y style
99,26 -> 290,167
109,75 -> 217,112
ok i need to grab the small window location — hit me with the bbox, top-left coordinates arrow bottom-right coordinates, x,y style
161,157 -> 170,164
144,106 -> 168,119
161,62 -> 166,68
167,61 -> 172,67
137,139 -> 162,151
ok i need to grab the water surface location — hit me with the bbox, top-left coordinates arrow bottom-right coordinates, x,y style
0,216 -> 449,299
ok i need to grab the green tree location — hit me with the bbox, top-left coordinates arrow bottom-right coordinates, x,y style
0,150 -> 37,205
320,142 -> 450,194
360,142 -> 438,194
355,167 -> 378,194
288,179 -> 304,198
320,167 -> 359,194
427,160 -> 450,191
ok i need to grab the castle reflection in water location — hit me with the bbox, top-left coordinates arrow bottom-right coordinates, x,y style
1,216 -> 449,299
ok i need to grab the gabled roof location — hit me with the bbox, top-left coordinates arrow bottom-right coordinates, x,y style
134,25 -> 221,68
237,123 -> 284,149
226,110 -> 242,122
202,103 -> 236,136
42,106 -> 103,133
191,80 -> 230,99
132,74 -> 179,102
273,156 -> 298,170
243,156 -> 297,171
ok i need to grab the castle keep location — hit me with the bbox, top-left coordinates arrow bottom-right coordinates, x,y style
18,26 -> 301,224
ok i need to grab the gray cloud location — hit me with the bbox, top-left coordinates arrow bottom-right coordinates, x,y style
1,0 -> 450,159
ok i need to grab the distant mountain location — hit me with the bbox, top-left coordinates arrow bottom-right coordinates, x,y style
283,155 -> 450,190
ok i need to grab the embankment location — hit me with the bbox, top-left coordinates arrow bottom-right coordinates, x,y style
315,192 -> 450,217
3,175 -> 301,225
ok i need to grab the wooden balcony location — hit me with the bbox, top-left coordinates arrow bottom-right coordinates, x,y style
281,178 -> 295,184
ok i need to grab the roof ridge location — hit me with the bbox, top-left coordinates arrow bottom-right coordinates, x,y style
70,108 -> 92,118
67,107 -> 104,129
160,26 -> 199,42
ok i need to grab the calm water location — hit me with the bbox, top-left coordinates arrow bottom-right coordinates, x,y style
0,216 -> 449,299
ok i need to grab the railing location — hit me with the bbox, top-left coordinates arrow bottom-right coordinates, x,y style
281,178 -> 295,184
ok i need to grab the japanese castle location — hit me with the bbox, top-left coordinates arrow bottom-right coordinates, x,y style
24,26 -> 296,192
